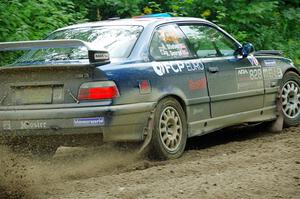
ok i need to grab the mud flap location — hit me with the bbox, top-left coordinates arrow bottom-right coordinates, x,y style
138,109 -> 155,155
269,92 -> 283,132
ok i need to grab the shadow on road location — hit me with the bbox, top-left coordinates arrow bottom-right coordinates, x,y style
186,123 -> 277,150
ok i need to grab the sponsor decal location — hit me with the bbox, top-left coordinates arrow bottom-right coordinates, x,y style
158,29 -> 180,43
3,121 -> 11,130
236,67 -> 263,81
263,67 -> 283,79
247,54 -> 259,66
188,79 -> 206,91
236,67 -> 264,91
94,52 -> 109,61
158,43 -> 190,57
21,121 -> 47,130
74,117 -> 105,127
152,60 -> 204,76
264,60 -> 276,66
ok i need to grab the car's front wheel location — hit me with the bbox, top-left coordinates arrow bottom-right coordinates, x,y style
280,71 -> 300,127
149,98 -> 187,160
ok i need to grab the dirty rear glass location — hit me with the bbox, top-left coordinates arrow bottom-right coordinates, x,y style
10,25 -> 143,66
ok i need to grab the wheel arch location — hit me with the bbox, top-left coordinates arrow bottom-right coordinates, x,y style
157,94 -> 187,117
279,69 -> 300,127
283,67 -> 300,77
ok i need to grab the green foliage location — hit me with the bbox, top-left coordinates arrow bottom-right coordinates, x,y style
0,0 -> 299,66
0,0 -> 85,41
88,0 -> 142,20
0,0 -> 86,65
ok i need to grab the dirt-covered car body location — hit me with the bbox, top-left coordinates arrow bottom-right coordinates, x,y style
0,17 -> 298,158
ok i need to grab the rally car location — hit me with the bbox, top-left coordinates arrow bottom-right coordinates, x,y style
0,15 -> 299,159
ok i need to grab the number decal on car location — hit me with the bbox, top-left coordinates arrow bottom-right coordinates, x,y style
249,68 -> 263,80
236,67 -> 264,91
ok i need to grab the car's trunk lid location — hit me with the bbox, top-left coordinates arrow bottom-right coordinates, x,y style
0,64 -> 108,107
0,39 -> 110,108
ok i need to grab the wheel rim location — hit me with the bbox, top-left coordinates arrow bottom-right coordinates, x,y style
159,106 -> 183,152
281,80 -> 300,119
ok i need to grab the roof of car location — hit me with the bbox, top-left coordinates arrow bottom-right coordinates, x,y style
56,17 -> 211,31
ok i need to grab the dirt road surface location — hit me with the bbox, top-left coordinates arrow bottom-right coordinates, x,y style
1,125 -> 299,199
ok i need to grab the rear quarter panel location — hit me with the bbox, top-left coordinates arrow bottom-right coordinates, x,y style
99,59 -> 211,128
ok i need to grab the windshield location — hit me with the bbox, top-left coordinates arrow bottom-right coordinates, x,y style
13,25 -> 143,65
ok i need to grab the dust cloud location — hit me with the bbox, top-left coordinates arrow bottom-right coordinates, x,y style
0,146 -> 37,199
0,144 -> 140,199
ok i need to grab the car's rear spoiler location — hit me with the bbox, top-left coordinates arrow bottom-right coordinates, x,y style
0,39 -> 110,65
254,50 -> 283,56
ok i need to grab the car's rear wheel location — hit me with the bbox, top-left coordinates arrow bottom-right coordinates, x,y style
149,98 -> 187,160
280,71 -> 300,127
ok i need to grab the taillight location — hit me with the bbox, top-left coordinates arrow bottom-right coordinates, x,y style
78,81 -> 119,101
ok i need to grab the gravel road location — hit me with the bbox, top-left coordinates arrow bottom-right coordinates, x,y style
1,124 -> 299,199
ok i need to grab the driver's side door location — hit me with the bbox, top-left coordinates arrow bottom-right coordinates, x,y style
180,24 -> 264,118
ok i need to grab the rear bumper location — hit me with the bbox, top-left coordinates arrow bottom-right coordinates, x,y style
0,102 -> 155,142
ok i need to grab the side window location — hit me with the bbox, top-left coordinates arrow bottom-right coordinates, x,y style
150,24 -> 194,60
180,25 -> 237,58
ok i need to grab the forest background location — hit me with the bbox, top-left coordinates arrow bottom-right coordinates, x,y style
0,0 -> 299,66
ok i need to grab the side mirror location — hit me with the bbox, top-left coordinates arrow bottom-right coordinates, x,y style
239,43 -> 255,58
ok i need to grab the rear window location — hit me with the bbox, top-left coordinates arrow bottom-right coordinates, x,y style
13,25 -> 143,66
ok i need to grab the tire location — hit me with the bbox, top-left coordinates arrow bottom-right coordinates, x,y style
149,98 -> 187,160
280,71 -> 300,127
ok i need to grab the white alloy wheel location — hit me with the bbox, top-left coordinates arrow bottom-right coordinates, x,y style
159,106 -> 183,152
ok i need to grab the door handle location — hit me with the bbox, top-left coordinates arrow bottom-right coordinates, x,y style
208,66 -> 219,73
